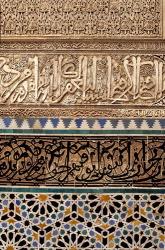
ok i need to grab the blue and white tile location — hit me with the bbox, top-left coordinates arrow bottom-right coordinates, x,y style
0,117 -> 164,134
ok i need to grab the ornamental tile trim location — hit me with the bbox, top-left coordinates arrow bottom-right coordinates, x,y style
0,117 -> 164,131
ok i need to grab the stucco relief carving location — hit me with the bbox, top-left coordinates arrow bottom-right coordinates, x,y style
1,41 -> 165,51
0,107 -> 164,118
1,0 -> 162,38
0,54 -> 165,105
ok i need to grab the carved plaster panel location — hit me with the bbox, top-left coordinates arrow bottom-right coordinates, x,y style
0,53 -> 165,106
0,0 -> 162,39
1,41 -> 165,52
0,107 -> 165,118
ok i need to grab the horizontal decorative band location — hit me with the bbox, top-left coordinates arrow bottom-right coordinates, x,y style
0,129 -> 165,136
0,117 -> 165,131
0,54 -> 165,106
1,0 -> 162,38
0,136 -> 164,187
0,187 -> 164,194
0,107 -> 165,118
1,41 -> 165,52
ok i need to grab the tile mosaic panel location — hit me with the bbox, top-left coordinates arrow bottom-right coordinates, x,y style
1,0 -> 162,38
0,53 -> 165,106
0,136 -> 164,187
0,191 -> 164,249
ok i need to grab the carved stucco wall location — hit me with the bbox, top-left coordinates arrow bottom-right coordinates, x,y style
0,0 -> 165,113
0,1 -> 165,249
1,0 -> 163,38
0,53 -> 165,106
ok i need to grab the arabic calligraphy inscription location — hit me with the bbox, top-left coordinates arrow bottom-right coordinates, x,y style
0,54 -> 165,105
0,136 -> 164,186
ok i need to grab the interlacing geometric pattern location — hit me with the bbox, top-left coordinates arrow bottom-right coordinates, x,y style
1,0 -> 162,38
0,192 -> 164,249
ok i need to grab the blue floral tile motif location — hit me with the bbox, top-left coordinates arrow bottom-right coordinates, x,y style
62,118 -> 72,128
51,118 -> 60,128
27,118 -> 36,128
134,119 -> 144,128
146,119 -> 156,128
122,119 -> 131,129
75,118 -> 84,128
159,119 -> 165,129
39,118 -> 48,128
3,117 -> 12,127
86,118 -> 96,128
15,118 -> 24,128
110,119 -> 119,128
0,192 -> 164,249
98,119 -> 107,128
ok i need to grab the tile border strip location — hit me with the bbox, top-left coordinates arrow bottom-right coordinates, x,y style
0,117 -> 164,131
0,186 -> 164,194
0,129 -> 164,135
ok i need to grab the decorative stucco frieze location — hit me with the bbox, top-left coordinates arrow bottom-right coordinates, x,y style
0,107 -> 164,118
0,53 -> 165,106
1,41 -> 165,52
1,0 -> 162,38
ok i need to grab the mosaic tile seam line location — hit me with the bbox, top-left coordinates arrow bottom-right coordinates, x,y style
0,193 -> 164,249
0,187 -> 164,194
0,117 -> 165,130
0,136 -> 164,187
0,129 -> 165,136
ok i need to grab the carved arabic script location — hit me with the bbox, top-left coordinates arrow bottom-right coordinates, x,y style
0,54 -> 165,105
0,137 -> 164,186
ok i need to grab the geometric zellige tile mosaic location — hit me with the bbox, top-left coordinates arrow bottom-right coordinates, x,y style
0,192 -> 164,250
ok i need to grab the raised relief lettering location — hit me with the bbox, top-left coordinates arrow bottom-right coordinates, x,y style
0,54 -> 164,105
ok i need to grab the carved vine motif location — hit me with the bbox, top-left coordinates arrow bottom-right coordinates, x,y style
1,0 -> 162,37
0,54 -> 165,105
1,41 -> 165,51
0,136 -> 164,186
0,108 -> 165,118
